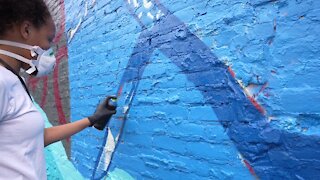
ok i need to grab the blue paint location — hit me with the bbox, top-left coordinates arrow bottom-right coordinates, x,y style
107,48 -> 252,178
65,0 -> 320,179
111,1 -> 320,178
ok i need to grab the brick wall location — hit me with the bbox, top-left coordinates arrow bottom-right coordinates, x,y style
35,0 -> 320,179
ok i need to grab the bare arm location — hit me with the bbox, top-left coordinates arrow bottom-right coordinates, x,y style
44,118 -> 91,147
44,96 -> 116,147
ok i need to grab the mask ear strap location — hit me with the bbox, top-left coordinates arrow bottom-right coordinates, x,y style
25,66 -> 37,75
0,49 -> 37,74
0,40 -> 41,57
0,40 -> 34,50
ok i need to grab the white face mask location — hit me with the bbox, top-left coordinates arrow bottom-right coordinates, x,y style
0,40 -> 56,77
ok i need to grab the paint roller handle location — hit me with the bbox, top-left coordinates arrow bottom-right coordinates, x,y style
88,96 -> 117,130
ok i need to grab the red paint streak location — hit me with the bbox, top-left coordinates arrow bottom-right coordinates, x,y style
228,66 -> 266,115
117,85 -> 123,97
243,159 -> 258,178
54,45 -> 69,143
40,77 -> 48,107
50,0 -> 68,127
228,66 -> 236,78
248,96 -> 266,115
54,45 -> 68,126
53,0 -> 70,143
258,83 -> 268,95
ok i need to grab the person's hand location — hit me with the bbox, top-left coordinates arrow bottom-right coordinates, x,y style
88,96 -> 117,127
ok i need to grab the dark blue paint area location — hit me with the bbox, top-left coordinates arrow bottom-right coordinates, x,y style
107,1 -> 320,179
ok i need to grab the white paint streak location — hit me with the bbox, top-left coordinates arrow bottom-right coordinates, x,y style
133,0 -> 139,8
97,127 -> 115,171
123,105 -> 129,114
147,12 -> 154,19
84,2 -> 88,17
238,153 -> 246,166
156,10 -> 164,20
143,0 -> 152,9
68,0 -> 97,44
68,18 -> 82,43
138,12 -> 143,19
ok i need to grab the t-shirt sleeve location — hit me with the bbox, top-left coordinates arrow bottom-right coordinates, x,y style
0,80 -> 9,121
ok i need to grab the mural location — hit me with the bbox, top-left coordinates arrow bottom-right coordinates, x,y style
29,0 -> 320,179
90,0 -> 320,179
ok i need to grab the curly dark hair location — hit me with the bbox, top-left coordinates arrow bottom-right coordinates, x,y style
0,0 -> 51,36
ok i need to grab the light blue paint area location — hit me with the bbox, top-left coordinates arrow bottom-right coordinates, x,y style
65,0 -> 143,177
109,50 -> 253,179
34,102 -> 84,180
106,168 -> 135,180
161,0 -> 320,135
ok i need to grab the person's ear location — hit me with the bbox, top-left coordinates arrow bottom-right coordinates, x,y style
20,20 -> 34,40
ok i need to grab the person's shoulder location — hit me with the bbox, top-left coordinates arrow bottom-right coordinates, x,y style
0,66 -> 17,88
0,67 -> 9,95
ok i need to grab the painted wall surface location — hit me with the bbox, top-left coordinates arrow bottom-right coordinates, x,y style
29,0 -> 320,179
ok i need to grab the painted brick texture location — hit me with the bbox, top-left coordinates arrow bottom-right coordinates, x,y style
34,0 -> 320,179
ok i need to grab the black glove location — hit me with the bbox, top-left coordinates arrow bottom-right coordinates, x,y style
88,96 -> 117,128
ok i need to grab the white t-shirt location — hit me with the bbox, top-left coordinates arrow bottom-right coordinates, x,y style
0,66 -> 47,180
